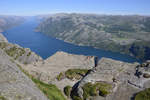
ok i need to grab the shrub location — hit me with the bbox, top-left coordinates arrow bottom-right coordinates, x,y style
0,96 -> 6,100
56,72 -> 65,81
72,96 -> 83,100
64,85 -> 72,97
82,82 -> 112,99
27,52 -> 31,56
135,88 -> 150,100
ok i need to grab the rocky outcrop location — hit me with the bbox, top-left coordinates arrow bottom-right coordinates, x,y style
0,33 -> 43,64
21,51 -> 95,91
0,48 -> 49,100
71,58 -> 150,100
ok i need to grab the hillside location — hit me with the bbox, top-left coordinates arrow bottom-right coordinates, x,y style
36,13 -> 150,61
0,45 -> 48,100
0,33 -> 67,100
0,15 -> 24,32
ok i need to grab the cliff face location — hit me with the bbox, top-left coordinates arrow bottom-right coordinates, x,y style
21,51 -> 95,90
18,49 -> 150,100
36,13 -> 150,61
0,48 -> 49,100
0,33 -> 43,64
0,32 -> 49,100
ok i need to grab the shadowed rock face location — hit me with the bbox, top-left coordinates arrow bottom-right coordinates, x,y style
0,49 -> 49,100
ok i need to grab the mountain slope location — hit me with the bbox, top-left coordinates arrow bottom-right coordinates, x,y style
0,33 -> 43,65
0,15 -> 24,32
0,48 -> 49,100
36,13 -> 150,61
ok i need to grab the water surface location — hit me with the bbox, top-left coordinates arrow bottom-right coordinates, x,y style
2,17 -> 139,63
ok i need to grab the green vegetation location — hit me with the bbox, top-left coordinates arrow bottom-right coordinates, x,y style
135,88 -> 150,100
27,52 -> 31,56
57,69 -> 89,81
82,82 -> 112,99
64,85 -> 72,97
0,96 -> 6,100
0,42 -> 7,49
17,64 -> 66,100
72,96 -> 82,100
5,46 -> 25,60
31,78 -> 66,100
65,69 -> 89,80
0,42 -> 26,60
70,82 -> 112,100
56,72 -> 64,81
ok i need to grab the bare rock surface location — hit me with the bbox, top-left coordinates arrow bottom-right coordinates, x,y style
22,51 -> 95,91
74,58 -> 150,100
0,48 -> 49,100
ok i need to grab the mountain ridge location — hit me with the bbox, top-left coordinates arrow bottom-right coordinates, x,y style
36,13 -> 150,61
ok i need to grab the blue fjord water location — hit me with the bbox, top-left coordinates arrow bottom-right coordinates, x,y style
2,18 -> 139,63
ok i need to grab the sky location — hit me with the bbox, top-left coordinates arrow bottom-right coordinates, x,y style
0,0 -> 150,16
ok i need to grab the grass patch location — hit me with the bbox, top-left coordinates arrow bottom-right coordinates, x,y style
72,96 -> 82,100
27,52 -> 31,56
64,85 -> 72,97
82,82 -> 112,99
0,42 -> 7,49
32,78 -> 66,100
0,42 -> 26,60
5,46 -> 25,60
56,72 -> 64,81
17,64 -> 66,100
56,69 -> 89,81
135,88 -> 150,100
0,96 -> 6,100
65,69 -> 89,80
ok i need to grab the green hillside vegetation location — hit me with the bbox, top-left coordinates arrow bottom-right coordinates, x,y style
0,42 -> 25,60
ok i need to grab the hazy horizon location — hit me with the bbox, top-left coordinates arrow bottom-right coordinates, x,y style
0,0 -> 150,16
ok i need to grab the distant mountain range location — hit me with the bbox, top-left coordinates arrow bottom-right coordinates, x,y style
0,15 -> 24,32
36,13 -> 150,61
